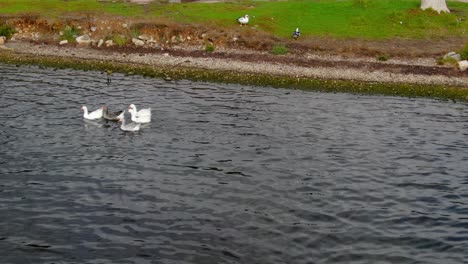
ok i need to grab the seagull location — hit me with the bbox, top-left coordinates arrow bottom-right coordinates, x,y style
237,14 -> 249,26
293,28 -> 300,40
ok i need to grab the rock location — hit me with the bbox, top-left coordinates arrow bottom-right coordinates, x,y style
162,53 -> 169,57
76,34 -> 91,45
97,39 -> 104,47
122,23 -> 128,28
458,60 -> 468,71
444,51 -> 461,61
90,26 -> 97,32
0,36 -> 5,45
138,34 -> 152,41
105,39 -> 114,47
59,40 -> 68,45
132,38 -> 145,46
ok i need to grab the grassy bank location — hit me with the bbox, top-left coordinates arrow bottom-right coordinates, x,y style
1,51 -> 467,102
0,0 -> 467,39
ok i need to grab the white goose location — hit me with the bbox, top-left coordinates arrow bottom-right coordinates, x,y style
129,104 -> 151,117
81,106 -> 103,120
119,115 -> 141,132
237,14 -> 249,26
128,108 -> 151,123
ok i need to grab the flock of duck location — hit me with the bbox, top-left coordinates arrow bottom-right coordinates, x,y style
81,104 -> 151,132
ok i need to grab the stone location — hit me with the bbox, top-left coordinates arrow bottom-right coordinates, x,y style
444,51 -> 461,61
97,39 -> 104,47
138,34 -> 152,41
59,40 -> 68,45
0,36 -> 5,45
132,38 -> 145,46
76,34 -> 91,45
105,40 -> 114,47
458,60 -> 468,71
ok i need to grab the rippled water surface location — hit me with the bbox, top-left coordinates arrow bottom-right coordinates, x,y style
1,64 -> 467,264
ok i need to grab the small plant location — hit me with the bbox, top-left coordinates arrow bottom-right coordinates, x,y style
459,44 -> 468,60
61,25 -> 81,43
271,44 -> 288,55
0,24 -> 17,39
437,57 -> 458,67
111,34 -> 128,46
377,54 -> 390,61
205,43 -> 215,52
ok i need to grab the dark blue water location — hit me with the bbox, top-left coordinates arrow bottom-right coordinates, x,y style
0,64 -> 467,264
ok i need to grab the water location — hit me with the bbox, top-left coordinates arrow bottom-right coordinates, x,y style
0,63 -> 467,264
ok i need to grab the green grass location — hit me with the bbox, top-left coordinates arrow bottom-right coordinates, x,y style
0,24 -> 16,39
0,0 -> 467,39
271,44 -> 288,55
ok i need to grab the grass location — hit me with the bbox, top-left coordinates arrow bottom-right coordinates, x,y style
60,25 -> 81,42
459,44 -> 468,60
0,24 -> 16,39
271,44 -> 288,55
0,0 -> 467,39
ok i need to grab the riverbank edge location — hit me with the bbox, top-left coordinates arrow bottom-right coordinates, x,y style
1,49 -> 468,103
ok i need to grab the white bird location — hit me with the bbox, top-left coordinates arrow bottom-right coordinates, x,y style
81,106 -> 103,120
118,114 -> 141,132
293,28 -> 300,40
128,108 -> 151,123
237,14 -> 249,26
129,104 -> 151,117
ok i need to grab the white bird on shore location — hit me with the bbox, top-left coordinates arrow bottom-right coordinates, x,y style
292,28 -> 300,40
237,14 -> 249,26
81,106 -> 103,120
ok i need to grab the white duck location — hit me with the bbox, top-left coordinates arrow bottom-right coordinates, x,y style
128,108 -> 151,123
81,106 -> 103,120
129,104 -> 151,117
119,115 -> 141,132
237,14 -> 249,26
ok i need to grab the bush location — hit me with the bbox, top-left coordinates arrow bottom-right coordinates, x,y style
271,44 -> 288,55
0,24 -> 17,39
377,54 -> 390,61
205,43 -> 215,52
437,57 -> 458,67
459,44 -> 468,60
61,25 -> 81,42
111,34 -> 128,46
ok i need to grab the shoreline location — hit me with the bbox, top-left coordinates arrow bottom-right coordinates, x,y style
1,40 -> 468,102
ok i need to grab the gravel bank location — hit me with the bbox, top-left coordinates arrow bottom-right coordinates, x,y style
2,40 -> 468,88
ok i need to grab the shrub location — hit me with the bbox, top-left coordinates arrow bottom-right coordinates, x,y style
205,43 -> 215,52
0,24 -> 17,39
61,25 -> 81,42
111,34 -> 128,46
459,44 -> 468,60
377,54 -> 390,61
437,57 -> 458,67
271,44 -> 288,55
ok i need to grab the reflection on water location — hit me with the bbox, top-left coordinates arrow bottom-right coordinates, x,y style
0,63 -> 467,264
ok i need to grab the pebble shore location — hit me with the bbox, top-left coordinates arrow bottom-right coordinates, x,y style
2,40 -> 467,88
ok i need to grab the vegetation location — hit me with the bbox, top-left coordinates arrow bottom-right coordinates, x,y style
459,44 -> 468,60
205,43 -> 215,52
0,24 -> 16,39
60,25 -> 81,42
271,44 -> 289,55
0,0 -> 467,39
